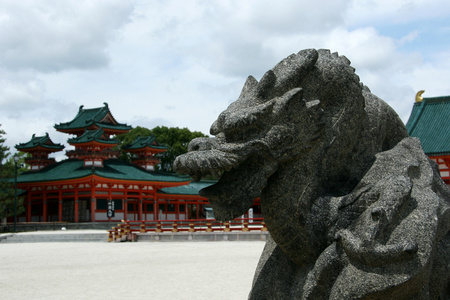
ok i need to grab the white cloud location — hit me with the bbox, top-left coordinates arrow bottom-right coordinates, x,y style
0,0 -> 134,72
409,53 -> 450,97
0,0 -> 449,157
325,27 -> 420,72
232,0 -> 349,34
346,0 -> 450,26
398,30 -> 419,45
0,72 -> 45,114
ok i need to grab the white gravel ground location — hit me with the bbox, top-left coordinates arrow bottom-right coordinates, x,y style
0,241 -> 265,300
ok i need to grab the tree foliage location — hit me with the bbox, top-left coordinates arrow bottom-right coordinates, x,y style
116,126 -> 208,172
116,126 -> 153,147
0,125 -> 25,222
0,125 -> 9,164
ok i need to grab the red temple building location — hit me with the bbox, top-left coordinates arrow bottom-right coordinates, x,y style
406,92 -> 450,186
13,103 -> 239,223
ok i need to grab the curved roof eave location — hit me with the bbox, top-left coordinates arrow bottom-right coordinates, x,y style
16,159 -> 191,186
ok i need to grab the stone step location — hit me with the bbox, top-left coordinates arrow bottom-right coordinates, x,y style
0,232 -> 107,243
135,231 -> 269,242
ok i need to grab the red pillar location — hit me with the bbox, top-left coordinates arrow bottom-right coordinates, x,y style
91,179 -> 96,222
74,186 -> 79,223
43,190 -> 48,222
26,191 -> 32,222
153,188 -> 158,221
58,187 -> 63,222
123,186 -> 128,222
90,197 -> 96,222
138,185 -> 143,221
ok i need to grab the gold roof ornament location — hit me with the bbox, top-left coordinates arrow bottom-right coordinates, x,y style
415,90 -> 425,102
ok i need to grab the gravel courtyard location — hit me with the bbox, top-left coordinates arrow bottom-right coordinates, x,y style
0,241 -> 265,300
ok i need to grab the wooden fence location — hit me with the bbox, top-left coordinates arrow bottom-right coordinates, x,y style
108,218 -> 267,242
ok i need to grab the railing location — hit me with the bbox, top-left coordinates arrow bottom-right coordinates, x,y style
107,218 -> 267,242
66,149 -> 121,157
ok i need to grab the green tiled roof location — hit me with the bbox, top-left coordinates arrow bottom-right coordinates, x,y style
95,160 -> 188,183
159,180 -> 216,196
122,136 -> 169,150
96,123 -> 131,131
15,133 -> 64,151
54,103 -> 132,132
17,159 -> 91,183
17,159 -> 190,184
406,96 -> 450,155
68,128 -> 119,145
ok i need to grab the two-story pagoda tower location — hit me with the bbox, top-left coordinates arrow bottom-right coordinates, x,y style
122,136 -> 169,170
15,133 -> 64,171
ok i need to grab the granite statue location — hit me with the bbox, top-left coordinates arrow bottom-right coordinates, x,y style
173,49 -> 450,299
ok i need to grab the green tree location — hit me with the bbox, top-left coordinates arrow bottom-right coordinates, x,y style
116,126 -> 153,147
116,126 -> 208,172
0,125 -> 25,224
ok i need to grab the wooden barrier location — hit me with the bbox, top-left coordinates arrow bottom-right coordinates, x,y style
107,218 -> 266,242
107,229 -> 114,242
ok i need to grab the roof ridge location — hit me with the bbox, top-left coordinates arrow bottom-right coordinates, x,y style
423,95 -> 450,101
86,103 -> 108,123
16,133 -> 64,151
122,134 -> 168,150
422,96 -> 450,104
55,103 -> 132,133
68,127 -> 119,144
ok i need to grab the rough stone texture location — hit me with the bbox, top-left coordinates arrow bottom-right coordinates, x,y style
173,49 -> 450,299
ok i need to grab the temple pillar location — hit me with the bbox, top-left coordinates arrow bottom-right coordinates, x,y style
74,186 -> 79,223
138,185 -> 143,221
91,179 -> 96,222
123,186 -> 128,222
26,191 -> 32,222
91,198 -> 96,222
153,188 -> 158,221
58,187 -> 63,222
43,190 -> 48,222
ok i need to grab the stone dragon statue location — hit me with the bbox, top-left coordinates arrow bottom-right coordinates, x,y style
173,49 -> 450,299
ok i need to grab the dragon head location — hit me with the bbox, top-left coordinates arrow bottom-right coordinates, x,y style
174,49 -> 366,220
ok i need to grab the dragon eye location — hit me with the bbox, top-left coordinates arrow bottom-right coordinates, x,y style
224,124 -> 261,143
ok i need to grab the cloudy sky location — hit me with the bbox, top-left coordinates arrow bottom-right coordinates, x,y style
1,0 -> 449,161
